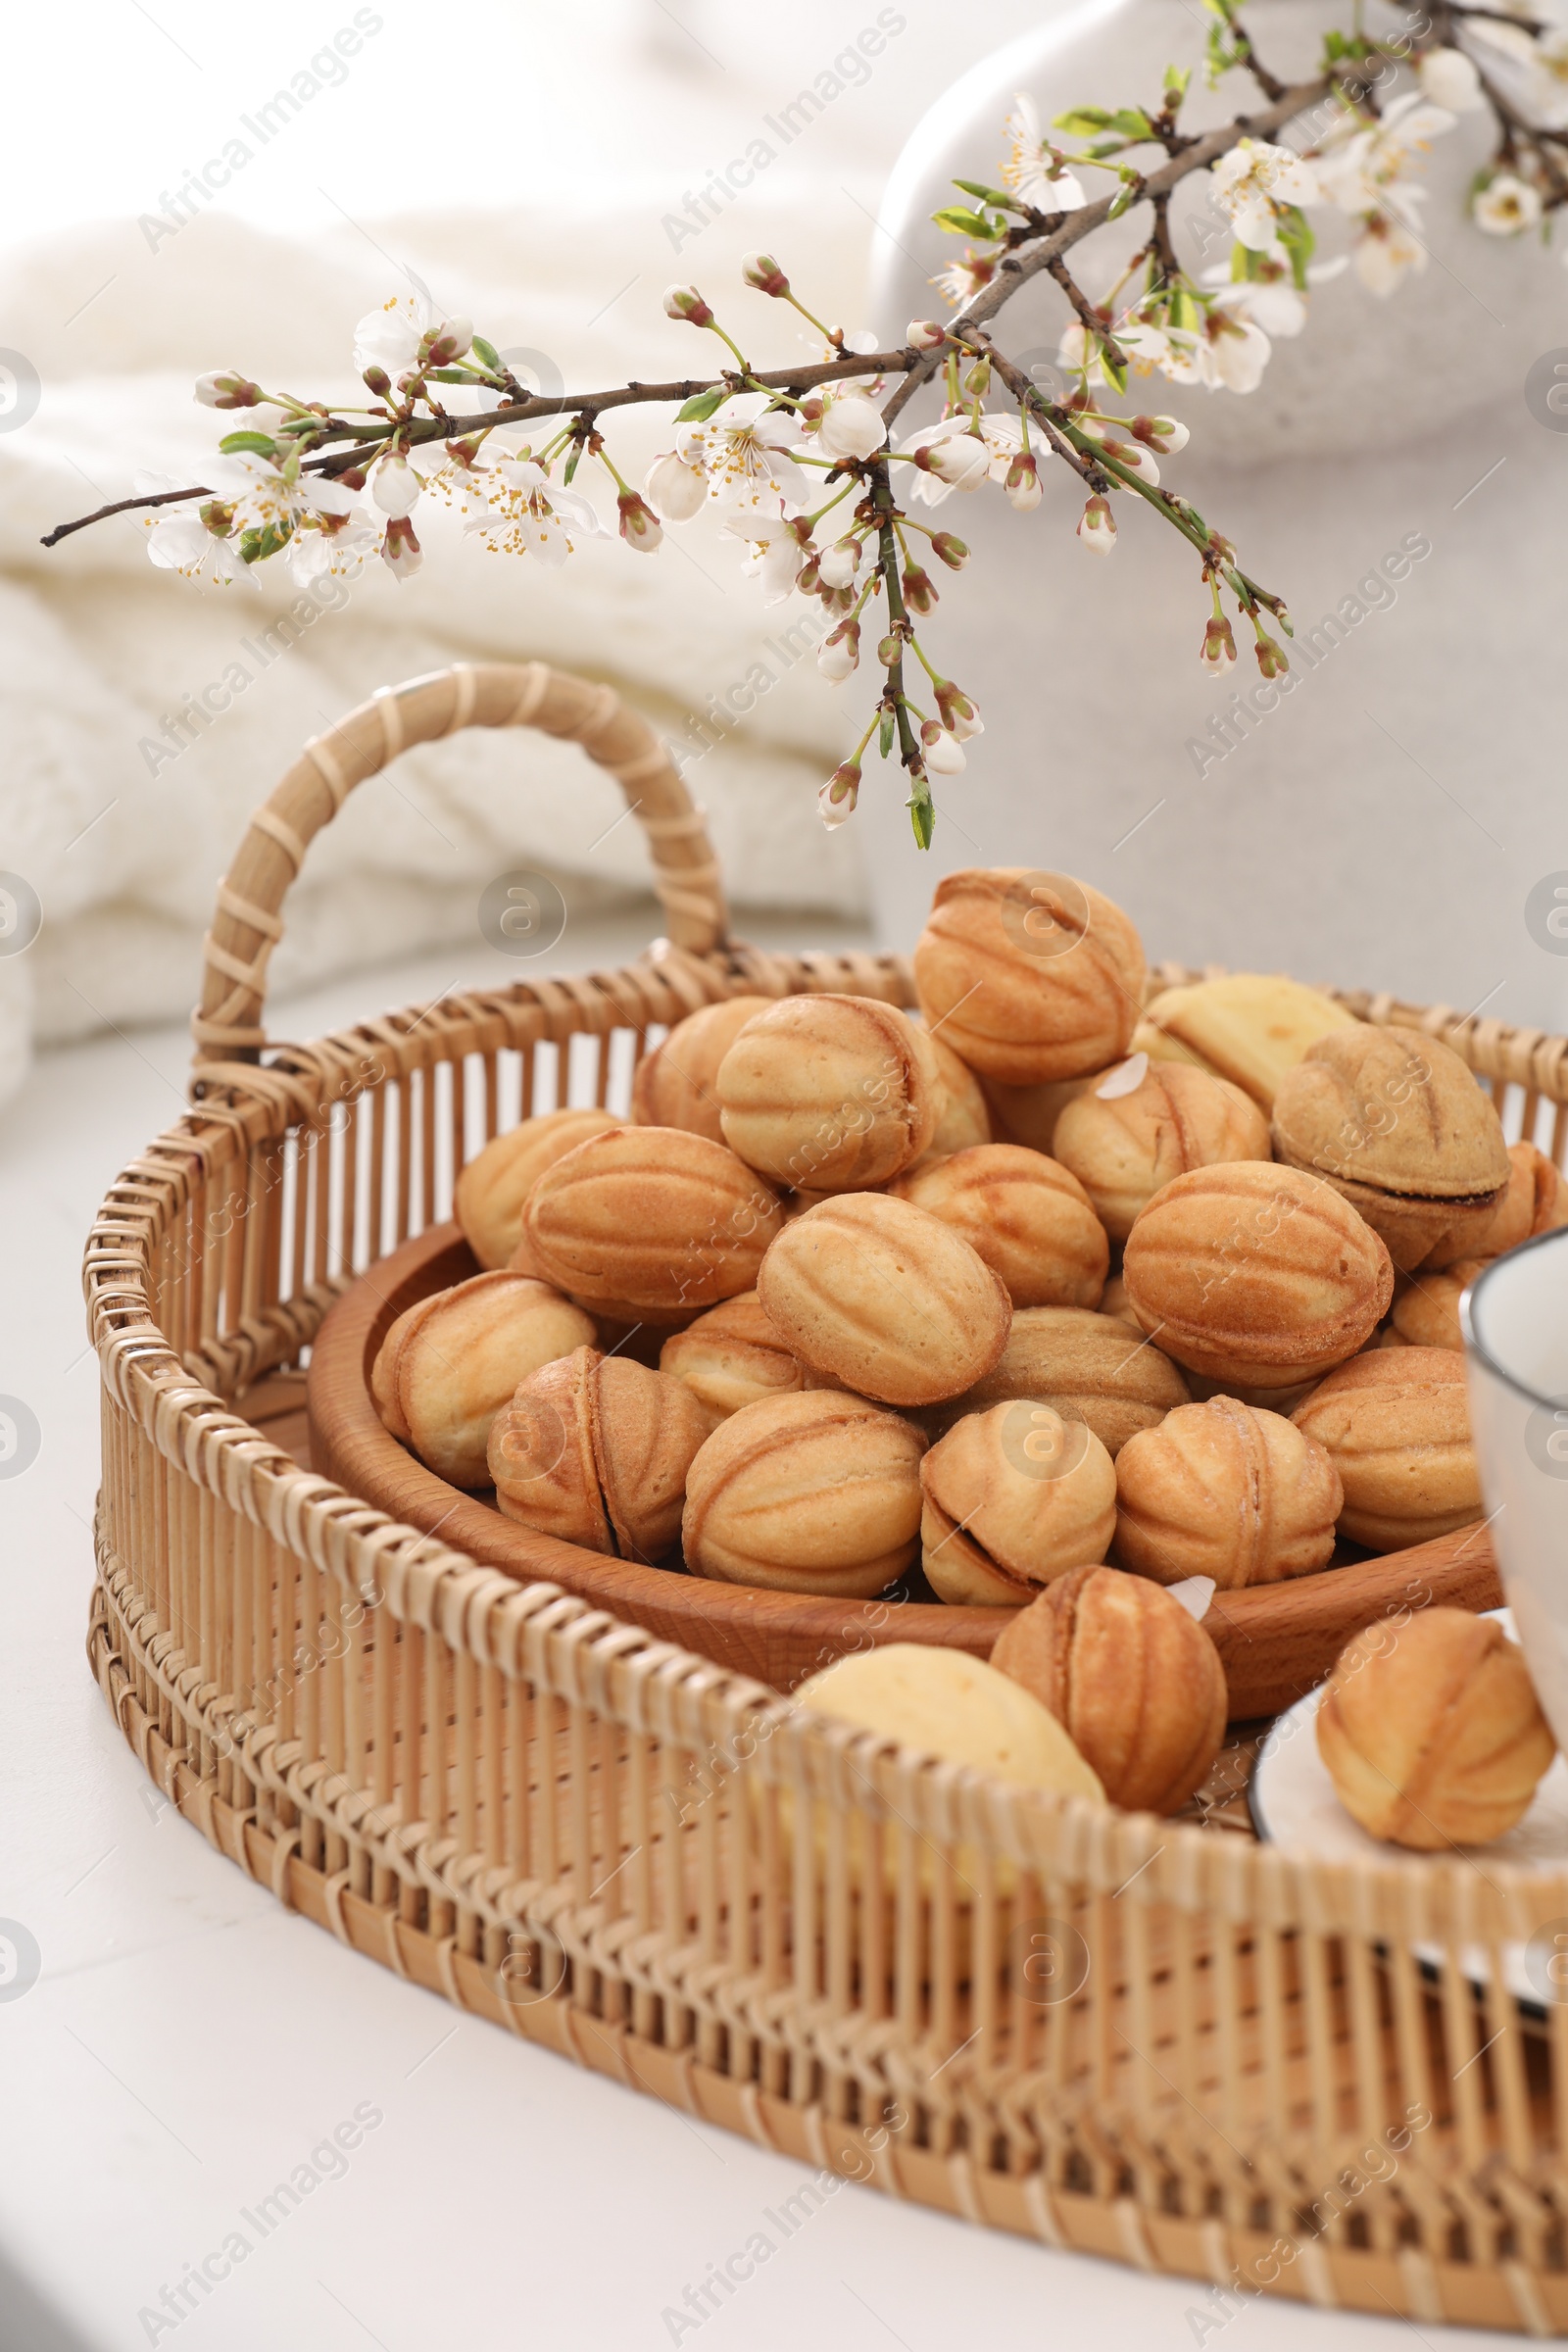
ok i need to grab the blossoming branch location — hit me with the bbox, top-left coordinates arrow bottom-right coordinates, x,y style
42,0 -> 1568,848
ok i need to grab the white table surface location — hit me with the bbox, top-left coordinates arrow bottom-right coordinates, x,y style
0,914 -> 1518,2352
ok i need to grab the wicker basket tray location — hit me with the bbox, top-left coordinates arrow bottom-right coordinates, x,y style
85,659 -> 1568,2332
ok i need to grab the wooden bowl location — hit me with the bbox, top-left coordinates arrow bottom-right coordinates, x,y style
306,1223 -> 1504,1712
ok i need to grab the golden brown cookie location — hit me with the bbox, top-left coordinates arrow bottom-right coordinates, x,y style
681,1390 -> 928,1595
1316,1608 -> 1555,1848
913,868 -> 1145,1084
658,1292 -> 806,1424
488,1344 -> 712,1560
991,1564 -> 1228,1814
1291,1347 -> 1482,1550
757,1193 -> 1011,1407
1271,1023 -> 1509,1271
715,994 -> 939,1192
919,1402 -> 1116,1605
525,1125 -> 780,1322
370,1271 -> 595,1486
1121,1161 -> 1393,1389
1113,1395 -> 1342,1589
1053,1059 -> 1270,1241
890,1145 -> 1107,1309
940,1304 -> 1189,1456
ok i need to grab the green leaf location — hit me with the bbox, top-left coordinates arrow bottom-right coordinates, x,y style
1163,63 -> 1192,99
1167,283 -> 1200,333
471,334 -> 501,369
1106,177 -> 1139,220
427,365 -> 483,382
1107,108 -> 1154,138
931,205 -> 1004,239
907,790 -> 935,850
1053,105 -> 1112,134
951,177 -> 1016,208
219,430 -> 278,457
879,709 -> 895,761
1098,341 -> 1129,396
674,387 -> 729,423
563,445 -> 581,484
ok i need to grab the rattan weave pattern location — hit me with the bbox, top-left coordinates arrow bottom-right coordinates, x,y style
84,662 -> 1568,2331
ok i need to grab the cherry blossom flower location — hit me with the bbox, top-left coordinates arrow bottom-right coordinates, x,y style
1474,171 -> 1544,232
1312,90 -> 1455,291
899,415 -> 1029,505
1210,139 -> 1321,251
617,492 -> 663,553
463,461 -> 609,564
289,510 -> 380,587
353,286 -> 471,381
678,391 -> 810,516
937,682 -> 983,738
1077,495 -> 1116,553
1001,92 -> 1087,213
723,514 -> 805,605
1196,310 -> 1272,392
933,248 -> 999,307
1081,425 -> 1160,482
1418,46 -> 1485,112
1466,16 -> 1568,130
214,453 -> 363,543
1201,245 -> 1347,337
643,449 -> 708,521
137,475 -> 253,588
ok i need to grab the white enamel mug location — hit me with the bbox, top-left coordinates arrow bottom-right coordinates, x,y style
1462,1229 -> 1568,1748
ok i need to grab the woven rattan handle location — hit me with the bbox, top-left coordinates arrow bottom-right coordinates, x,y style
191,660 -> 728,1067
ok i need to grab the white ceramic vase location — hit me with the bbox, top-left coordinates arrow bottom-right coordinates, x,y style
865,0 -> 1568,1029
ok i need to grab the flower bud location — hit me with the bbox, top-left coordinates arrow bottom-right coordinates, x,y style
935,681 -> 984,741
1133,413 -> 1190,455
877,632 -> 903,669
742,252 -> 791,298
816,536 -> 862,589
1200,616 -> 1237,674
663,284 -> 714,328
426,318 -> 473,365
795,554 -> 822,595
906,319 -> 947,351
380,515 -> 422,580
920,721 -> 966,776
1254,631 -> 1289,680
617,490 -> 663,554
195,370 -> 263,410
930,531 -> 969,570
963,357 -> 992,399
644,449 -> 707,521
818,760 -> 861,828
373,453 -> 421,517
818,621 -> 860,682
1077,495 -> 1116,555
814,391 -> 888,463
927,434 -> 990,491
1004,452 -> 1043,513
902,564 -> 938,614
362,365 -> 392,398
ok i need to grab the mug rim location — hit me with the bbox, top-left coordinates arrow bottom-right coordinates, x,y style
1460,1225 -> 1568,1408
